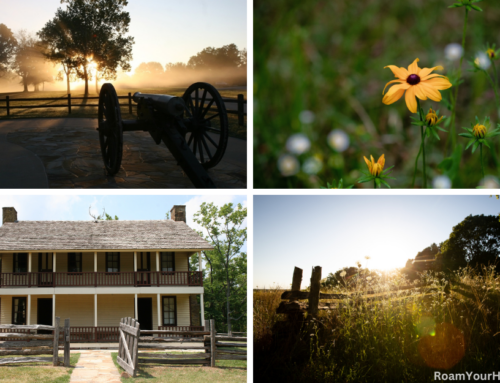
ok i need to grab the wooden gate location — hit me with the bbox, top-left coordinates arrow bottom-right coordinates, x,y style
117,318 -> 140,377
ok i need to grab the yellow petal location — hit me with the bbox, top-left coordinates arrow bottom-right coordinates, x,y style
377,154 -> 385,170
384,82 -> 410,97
423,77 -> 452,90
419,82 -> 443,101
382,88 -> 406,105
407,58 -> 420,75
363,156 -> 372,172
418,66 -> 444,79
405,86 -> 417,113
382,79 -> 405,95
384,65 -> 409,80
413,84 -> 428,101
421,73 -> 448,81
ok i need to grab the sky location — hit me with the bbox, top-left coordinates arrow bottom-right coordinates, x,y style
0,0 -> 247,73
0,194 -> 247,263
254,195 -> 499,289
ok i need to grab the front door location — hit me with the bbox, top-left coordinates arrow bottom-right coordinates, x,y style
38,253 -> 53,287
37,298 -> 53,334
137,252 -> 151,286
137,298 -> 153,330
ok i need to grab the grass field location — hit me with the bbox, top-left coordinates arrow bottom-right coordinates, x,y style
0,87 -> 247,140
111,351 -> 246,382
254,266 -> 500,382
0,353 -> 80,383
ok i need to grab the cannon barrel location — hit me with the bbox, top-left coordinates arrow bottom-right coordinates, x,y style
133,92 -> 186,117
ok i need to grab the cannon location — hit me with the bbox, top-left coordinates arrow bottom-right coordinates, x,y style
97,82 -> 229,188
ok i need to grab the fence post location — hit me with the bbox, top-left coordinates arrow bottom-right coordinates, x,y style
53,316 -> 60,366
204,319 -> 210,332
64,319 -> 70,367
128,92 -> 132,114
237,94 -> 244,126
308,266 -> 322,317
6,96 -> 10,117
291,267 -> 303,301
68,94 -> 71,114
210,319 -> 215,367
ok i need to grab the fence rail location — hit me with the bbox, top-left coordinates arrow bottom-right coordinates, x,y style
0,271 -> 203,288
0,92 -> 247,125
0,318 -> 70,367
276,266 -> 440,316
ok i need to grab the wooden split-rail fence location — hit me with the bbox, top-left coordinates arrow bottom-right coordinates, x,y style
0,317 -> 71,367
117,317 -> 247,377
0,93 -> 247,126
276,266 -> 445,317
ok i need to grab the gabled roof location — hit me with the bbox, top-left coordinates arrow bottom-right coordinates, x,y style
0,220 -> 213,251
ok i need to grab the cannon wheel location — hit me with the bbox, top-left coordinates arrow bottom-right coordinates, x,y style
182,82 -> 229,169
98,83 -> 123,175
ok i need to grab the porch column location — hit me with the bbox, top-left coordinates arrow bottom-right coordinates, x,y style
27,294 -> 31,325
199,251 -> 205,322
157,294 -> 161,328
94,252 -> 97,272
134,294 -> 138,320
52,294 -> 56,326
94,294 -> 97,327
134,252 -> 137,271
156,251 -> 159,271
28,253 -> 32,272
53,253 -> 56,272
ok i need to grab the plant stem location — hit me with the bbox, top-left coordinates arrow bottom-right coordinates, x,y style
411,143 -> 423,188
484,70 -> 500,112
480,143 -> 484,181
416,99 -> 427,188
374,179 -> 377,189
448,8 -> 469,154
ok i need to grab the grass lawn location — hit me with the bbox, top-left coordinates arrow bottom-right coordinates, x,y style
111,351 -> 246,383
0,87 -> 247,140
0,353 -> 80,383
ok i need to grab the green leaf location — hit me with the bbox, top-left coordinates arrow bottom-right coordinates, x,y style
459,133 -> 474,138
379,179 -> 392,189
483,140 -> 491,149
436,127 -> 448,132
431,129 -> 440,140
465,139 -> 475,150
470,4 -> 482,11
472,140 -> 480,153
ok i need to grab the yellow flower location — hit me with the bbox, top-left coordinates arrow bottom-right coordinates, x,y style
472,124 -> 487,138
425,108 -> 443,126
382,58 -> 452,113
363,154 -> 385,177
486,48 -> 495,59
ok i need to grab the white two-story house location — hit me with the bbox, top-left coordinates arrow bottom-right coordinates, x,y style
0,205 -> 211,342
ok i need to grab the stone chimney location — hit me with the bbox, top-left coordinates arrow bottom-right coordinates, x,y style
2,207 -> 18,224
170,205 -> 186,222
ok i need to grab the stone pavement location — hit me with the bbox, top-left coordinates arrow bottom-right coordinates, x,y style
70,350 -> 122,383
0,118 -> 246,188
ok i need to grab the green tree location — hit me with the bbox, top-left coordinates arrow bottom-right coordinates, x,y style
12,31 -> 46,92
0,24 -> 17,77
192,202 -> 247,333
440,214 -> 500,271
38,0 -> 134,96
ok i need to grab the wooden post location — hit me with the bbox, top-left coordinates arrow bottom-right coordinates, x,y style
64,319 -> 70,367
157,294 -> 161,328
291,267 -> 303,300
68,94 -> 71,114
210,319 -> 215,367
27,295 -> 31,325
6,96 -> 10,116
132,318 -> 140,375
128,92 -> 132,114
237,94 -> 244,126
52,316 -> 60,366
205,319 -> 209,331
308,266 -> 322,317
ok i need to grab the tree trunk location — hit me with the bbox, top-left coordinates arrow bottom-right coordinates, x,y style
84,65 -> 89,96
66,74 -> 70,94
23,78 -> 28,92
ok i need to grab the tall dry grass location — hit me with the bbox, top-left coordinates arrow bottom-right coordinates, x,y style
254,266 -> 500,382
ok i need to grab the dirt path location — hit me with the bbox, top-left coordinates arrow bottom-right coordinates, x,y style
70,350 -> 122,383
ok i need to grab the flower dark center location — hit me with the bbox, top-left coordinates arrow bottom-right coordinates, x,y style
407,74 -> 420,85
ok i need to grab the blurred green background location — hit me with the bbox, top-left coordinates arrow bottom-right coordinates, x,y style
254,0 -> 500,188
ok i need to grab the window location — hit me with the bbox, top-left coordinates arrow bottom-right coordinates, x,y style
68,253 -> 82,273
12,297 -> 26,325
13,253 -> 28,273
162,296 -> 177,325
161,252 -> 175,272
106,252 -> 120,272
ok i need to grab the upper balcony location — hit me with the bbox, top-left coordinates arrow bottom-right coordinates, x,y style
0,251 -> 203,288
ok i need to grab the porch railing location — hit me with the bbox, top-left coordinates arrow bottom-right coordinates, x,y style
0,271 -> 203,288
